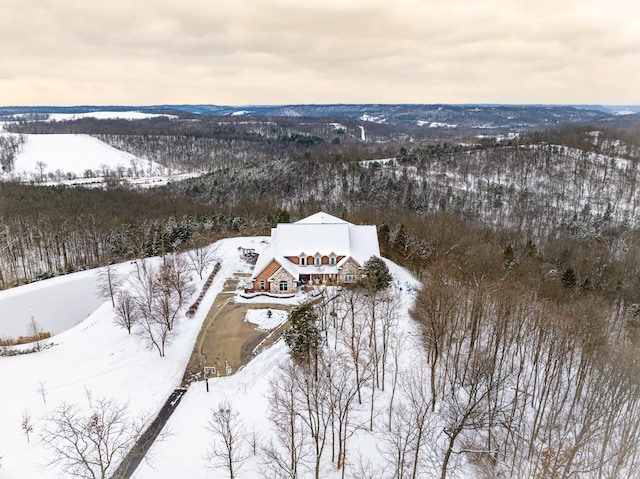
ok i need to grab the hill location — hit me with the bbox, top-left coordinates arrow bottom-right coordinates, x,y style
3,103 -> 637,130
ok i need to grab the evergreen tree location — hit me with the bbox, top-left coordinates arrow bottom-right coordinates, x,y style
562,267 -> 577,288
362,256 -> 393,292
283,302 -> 321,366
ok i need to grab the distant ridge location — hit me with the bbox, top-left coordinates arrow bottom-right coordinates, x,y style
1,103 -> 637,129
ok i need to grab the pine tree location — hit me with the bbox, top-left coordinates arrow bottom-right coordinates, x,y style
283,302 -> 321,366
362,256 -> 393,292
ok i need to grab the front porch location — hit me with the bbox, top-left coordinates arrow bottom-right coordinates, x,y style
299,273 -> 339,286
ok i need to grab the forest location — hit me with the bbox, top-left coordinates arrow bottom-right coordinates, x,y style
2,113 -> 640,477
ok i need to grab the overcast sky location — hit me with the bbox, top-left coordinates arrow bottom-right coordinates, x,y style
1,0 -> 638,106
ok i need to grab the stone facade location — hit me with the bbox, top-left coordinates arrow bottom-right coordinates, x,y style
269,267 -> 297,294
339,257 -> 362,283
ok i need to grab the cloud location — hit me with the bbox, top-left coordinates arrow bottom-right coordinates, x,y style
1,0 -> 638,104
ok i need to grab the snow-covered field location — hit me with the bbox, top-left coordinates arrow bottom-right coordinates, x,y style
0,236 -> 268,479
1,133 -> 165,182
46,111 -> 177,122
3,111 -> 177,122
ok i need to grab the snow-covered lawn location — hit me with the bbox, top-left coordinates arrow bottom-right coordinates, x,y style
132,258 -> 420,479
244,309 -> 288,331
0,235 -> 419,479
0,237 -> 265,479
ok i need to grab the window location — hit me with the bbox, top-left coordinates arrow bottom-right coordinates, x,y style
300,256 -> 306,266
260,280 -> 265,290
330,255 -> 336,265
315,255 -> 321,266
344,273 -> 355,283
279,281 -> 288,292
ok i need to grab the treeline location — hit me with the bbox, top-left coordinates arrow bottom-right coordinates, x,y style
2,124 -> 639,296
167,136 -> 639,242
526,124 -> 640,160
0,134 -> 26,173
254,197 -> 640,477
256,213 -> 640,477
5,115 -> 369,143
391,211 -> 640,477
0,182 -> 258,288
405,258 -> 640,478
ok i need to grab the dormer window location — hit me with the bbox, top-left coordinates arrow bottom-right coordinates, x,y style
314,254 -> 322,266
299,253 -> 307,266
329,254 -> 336,266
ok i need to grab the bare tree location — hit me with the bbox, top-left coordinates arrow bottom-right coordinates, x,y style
438,349 -> 510,479
401,369 -> 433,479
207,400 -> 248,479
381,403 -> 414,479
35,161 -> 47,182
153,267 -> 183,332
84,387 -> 93,408
41,397 -> 144,479
187,244 -> 217,280
21,410 -> 33,443
159,254 -> 195,308
130,261 -> 175,357
324,353 -> 365,476
96,264 -> 121,308
38,381 -> 48,405
114,290 -> 136,334
27,316 -> 45,352
411,276 -> 459,412
264,360 -> 310,479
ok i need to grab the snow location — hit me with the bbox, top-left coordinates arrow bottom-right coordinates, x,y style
134,341 -> 289,479
359,114 -> 386,124
0,267 -> 114,338
7,134 -> 133,176
416,120 -> 458,128
244,309 -> 288,331
47,111 -> 177,121
0,237 -> 260,479
0,232 -> 419,479
132,256 -> 421,479
252,213 -> 380,281
1,133 -> 167,183
294,211 -> 348,225
277,224 -> 351,255
613,110 -> 635,116
357,125 -> 366,141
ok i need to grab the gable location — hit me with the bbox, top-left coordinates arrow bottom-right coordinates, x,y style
253,259 -> 281,282
294,211 -> 349,225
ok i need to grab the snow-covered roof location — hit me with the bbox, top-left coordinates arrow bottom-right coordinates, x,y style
276,223 -> 351,257
252,212 -> 380,280
294,211 -> 349,225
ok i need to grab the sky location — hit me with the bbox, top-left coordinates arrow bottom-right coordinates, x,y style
1,0 -> 639,106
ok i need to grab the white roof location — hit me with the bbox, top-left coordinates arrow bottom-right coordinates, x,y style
294,211 -> 349,225
276,223 -> 351,257
252,212 -> 380,280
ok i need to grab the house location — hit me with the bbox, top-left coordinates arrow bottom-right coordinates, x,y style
249,212 -> 381,294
